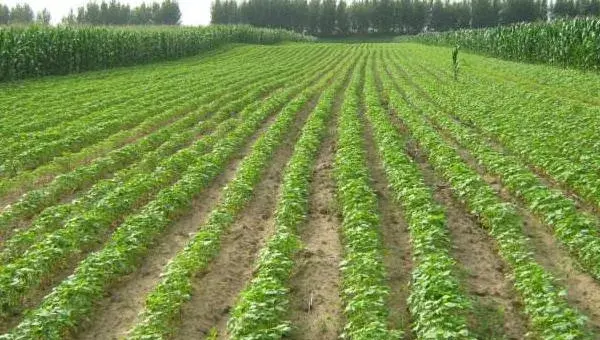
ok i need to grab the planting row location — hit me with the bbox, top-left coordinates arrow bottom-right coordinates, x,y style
334,57 -> 398,339
226,52 -> 360,340
0,47 -> 315,177
363,53 -> 472,338
0,46 -> 330,236
0,48 -> 343,316
0,46 -> 353,339
385,50 -> 600,284
391,45 -> 600,211
378,56 -> 591,338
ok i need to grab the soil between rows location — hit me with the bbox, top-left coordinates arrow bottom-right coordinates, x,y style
392,52 -> 600,217
73,93 -> 315,339
405,138 -> 530,339
378,65 -> 531,338
361,115 -> 414,337
71,111 -> 279,340
173,94 -> 322,339
427,109 -> 600,336
391,60 -> 600,330
0,114 -> 251,335
286,110 -> 343,340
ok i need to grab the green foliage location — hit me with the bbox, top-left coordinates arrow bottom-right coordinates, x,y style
212,0 -> 431,36
226,50 -> 355,340
364,53 -> 472,339
334,57 -> 399,340
3,42 -> 600,340
8,4 -> 34,25
391,44 -> 600,286
409,18 -> 600,71
70,0 -> 182,25
0,46 -> 345,340
128,49 -> 347,340
0,25 -> 313,82
381,50 -> 591,339
0,49 -> 316,263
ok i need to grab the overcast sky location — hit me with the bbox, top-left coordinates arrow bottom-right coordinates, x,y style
2,0 -> 212,25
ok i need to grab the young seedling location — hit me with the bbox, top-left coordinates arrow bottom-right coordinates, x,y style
452,45 -> 460,81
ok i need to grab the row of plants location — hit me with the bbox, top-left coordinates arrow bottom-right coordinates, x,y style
395,45 -> 600,167
0,86 -> 235,177
387,54 -> 600,281
390,46 -> 600,211
0,46 -> 328,235
0,50 -> 335,339
334,58 -> 399,339
225,55 -> 359,339
378,60 -> 591,338
0,50 -> 344,310
364,54 -> 473,338
1,91 -> 207,176
0,46 -> 262,116
0,25 -> 314,82
438,48 -> 600,112
128,50 -> 357,340
1,47 -> 330,247
0,46 -> 313,177
0,47 -> 319,198
408,18 -> 600,71
0,46 -> 267,139
0,109 -> 238,311
0,69 -> 310,262
0,43 -> 241,103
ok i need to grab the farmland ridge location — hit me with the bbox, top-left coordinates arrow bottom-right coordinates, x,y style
1,42 -> 600,340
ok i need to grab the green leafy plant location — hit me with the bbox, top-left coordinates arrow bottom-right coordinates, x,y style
226,52 -> 358,340
365,53 -> 472,339
128,52 -> 353,340
379,55 -> 590,338
334,57 -> 400,340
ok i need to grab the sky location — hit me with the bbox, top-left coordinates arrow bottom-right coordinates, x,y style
2,0 -> 212,25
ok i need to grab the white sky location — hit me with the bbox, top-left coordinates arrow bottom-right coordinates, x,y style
2,0 -> 212,25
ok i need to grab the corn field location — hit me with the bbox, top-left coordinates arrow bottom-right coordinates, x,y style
410,18 -> 600,70
0,25 -> 312,82
1,39 -> 600,339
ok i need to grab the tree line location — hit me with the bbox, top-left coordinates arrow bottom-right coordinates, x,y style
211,0 -> 600,35
0,1 -> 181,26
61,0 -> 181,25
0,3 -> 51,25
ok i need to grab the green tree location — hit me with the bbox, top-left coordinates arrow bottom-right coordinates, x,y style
319,0 -> 336,35
472,0 -> 499,28
85,2 -> 102,25
160,0 -> 182,25
337,0 -> 350,35
36,8 -> 51,25
553,0 -> 578,17
0,4 -> 10,25
211,0 -> 224,23
430,0 -> 452,31
409,0 -> 427,33
349,1 -> 371,34
131,3 -> 153,24
10,3 -> 34,24
500,0 -> 538,23
291,0 -> 309,32
62,9 -> 77,25
308,0 -> 320,34
375,0 -> 394,33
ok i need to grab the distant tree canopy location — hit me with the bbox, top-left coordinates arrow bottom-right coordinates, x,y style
211,0 -> 600,35
65,0 -> 181,26
1,0 -> 599,32
0,3 -> 50,25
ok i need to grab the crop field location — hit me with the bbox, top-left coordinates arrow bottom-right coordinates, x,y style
1,42 -> 600,339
